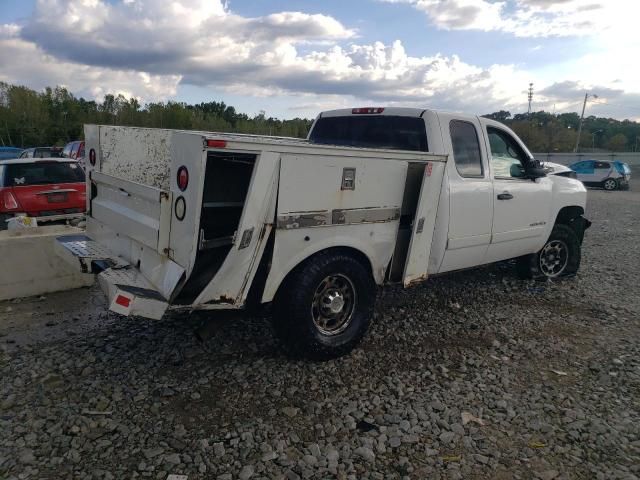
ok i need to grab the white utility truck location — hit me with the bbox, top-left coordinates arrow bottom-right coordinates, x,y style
56,107 -> 590,359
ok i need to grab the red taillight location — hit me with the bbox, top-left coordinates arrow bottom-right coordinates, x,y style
89,148 -> 96,166
177,166 -> 189,191
2,190 -> 19,210
352,107 -> 384,114
115,295 -> 131,308
206,139 -> 227,148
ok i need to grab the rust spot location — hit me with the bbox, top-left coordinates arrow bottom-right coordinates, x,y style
206,295 -> 235,305
405,273 -> 429,287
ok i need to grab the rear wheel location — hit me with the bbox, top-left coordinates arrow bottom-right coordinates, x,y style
516,224 -> 581,280
0,214 -> 9,231
602,178 -> 618,191
273,250 -> 376,360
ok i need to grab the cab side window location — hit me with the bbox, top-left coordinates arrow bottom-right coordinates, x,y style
450,120 -> 483,178
487,127 -> 529,179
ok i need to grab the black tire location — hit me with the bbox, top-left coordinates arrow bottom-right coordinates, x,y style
0,214 -> 8,231
273,250 -> 376,360
516,224 -> 581,280
602,178 -> 618,191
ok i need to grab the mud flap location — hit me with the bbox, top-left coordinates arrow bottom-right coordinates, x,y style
571,216 -> 592,245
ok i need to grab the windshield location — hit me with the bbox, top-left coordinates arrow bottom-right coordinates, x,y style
3,162 -> 85,186
34,148 -> 62,158
309,115 -> 428,151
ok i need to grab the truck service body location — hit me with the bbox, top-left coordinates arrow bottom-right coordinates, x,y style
56,107 -> 590,358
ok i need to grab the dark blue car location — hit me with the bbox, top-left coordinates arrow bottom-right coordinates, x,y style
0,147 -> 23,161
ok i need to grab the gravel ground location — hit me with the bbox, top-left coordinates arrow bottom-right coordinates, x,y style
1,186 -> 639,480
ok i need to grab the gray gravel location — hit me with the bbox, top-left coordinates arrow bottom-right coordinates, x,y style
1,186 -> 639,480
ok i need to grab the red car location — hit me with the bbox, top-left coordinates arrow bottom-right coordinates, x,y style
0,158 -> 86,229
62,141 -> 85,161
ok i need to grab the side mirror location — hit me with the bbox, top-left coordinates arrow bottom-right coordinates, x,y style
526,166 -> 547,179
510,163 -> 525,178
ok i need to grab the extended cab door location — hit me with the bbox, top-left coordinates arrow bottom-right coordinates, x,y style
437,113 -> 494,272
481,122 -> 553,263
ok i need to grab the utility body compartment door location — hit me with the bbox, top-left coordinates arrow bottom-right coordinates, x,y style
261,153 -> 407,303
402,161 -> 446,286
193,151 -> 280,306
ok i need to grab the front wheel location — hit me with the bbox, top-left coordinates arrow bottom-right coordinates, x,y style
602,178 -> 618,191
273,251 -> 376,360
516,224 -> 581,280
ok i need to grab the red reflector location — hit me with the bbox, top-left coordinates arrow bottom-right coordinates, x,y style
2,190 -> 19,210
352,107 -> 385,114
177,166 -> 189,191
115,295 -> 131,308
89,148 -> 96,166
206,139 -> 227,148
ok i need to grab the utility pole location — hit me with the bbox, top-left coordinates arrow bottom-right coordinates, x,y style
527,83 -> 534,145
574,92 -> 598,153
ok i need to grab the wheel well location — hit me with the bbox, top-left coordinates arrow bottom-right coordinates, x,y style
555,206 -> 584,226
300,246 -> 374,278
274,246 -> 375,301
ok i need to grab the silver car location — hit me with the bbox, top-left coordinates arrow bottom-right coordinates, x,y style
569,159 -> 631,190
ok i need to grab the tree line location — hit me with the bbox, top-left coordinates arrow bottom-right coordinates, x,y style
1,81 -> 638,152
483,110 -> 640,153
0,82 -> 312,148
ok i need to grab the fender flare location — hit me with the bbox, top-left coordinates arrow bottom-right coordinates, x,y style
260,231 -> 392,303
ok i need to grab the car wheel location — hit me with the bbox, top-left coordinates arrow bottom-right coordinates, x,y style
273,250 -> 376,360
602,178 -> 618,191
0,214 -> 9,231
516,224 -> 581,280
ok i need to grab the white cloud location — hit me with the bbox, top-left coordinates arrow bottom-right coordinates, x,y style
383,0 -> 634,38
0,0 -> 637,120
0,25 -> 180,102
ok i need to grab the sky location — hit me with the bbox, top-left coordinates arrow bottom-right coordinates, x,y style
0,0 -> 638,120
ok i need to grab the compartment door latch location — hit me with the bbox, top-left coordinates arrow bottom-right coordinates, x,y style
341,168 -> 356,190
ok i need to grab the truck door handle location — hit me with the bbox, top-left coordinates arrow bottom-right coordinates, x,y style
497,192 -> 513,200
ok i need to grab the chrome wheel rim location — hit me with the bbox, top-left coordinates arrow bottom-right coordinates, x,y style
539,240 -> 569,277
604,179 -> 616,190
311,274 -> 357,336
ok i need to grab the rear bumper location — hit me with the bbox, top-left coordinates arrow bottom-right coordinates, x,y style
55,234 -> 169,320
36,213 -> 85,223
1,212 -> 84,224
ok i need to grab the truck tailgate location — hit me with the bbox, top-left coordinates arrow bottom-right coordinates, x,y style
90,171 -> 172,253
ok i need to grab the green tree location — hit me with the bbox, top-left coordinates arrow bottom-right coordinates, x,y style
607,133 -> 627,151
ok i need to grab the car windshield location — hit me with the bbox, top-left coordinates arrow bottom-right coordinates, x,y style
309,115 -> 428,151
3,162 -> 85,186
34,148 -> 62,158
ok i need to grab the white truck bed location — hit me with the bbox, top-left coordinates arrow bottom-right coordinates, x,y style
57,125 -> 448,320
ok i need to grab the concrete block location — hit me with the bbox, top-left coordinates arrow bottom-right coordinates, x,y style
0,225 -> 94,301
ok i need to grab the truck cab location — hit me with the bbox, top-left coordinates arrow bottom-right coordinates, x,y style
308,107 -> 590,276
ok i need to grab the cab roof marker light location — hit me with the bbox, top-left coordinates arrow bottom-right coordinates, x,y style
352,107 -> 385,114
206,139 -> 227,148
